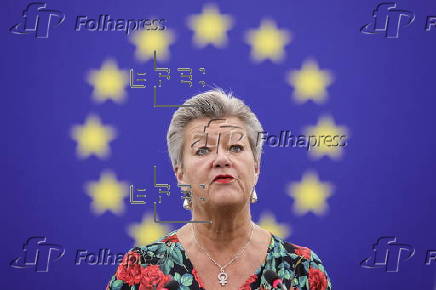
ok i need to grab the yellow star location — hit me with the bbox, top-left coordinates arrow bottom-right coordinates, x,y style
130,28 -> 175,62
257,211 -> 291,239
304,115 -> 348,160
288,171 -> 333,215
187,3 -> 233,48
245,19 -> 291,63
87,59 -> 129,104
85,170 -> 128,215
128,213 -> 171,246
287,59 -> 334,104
71,114 -> 116,159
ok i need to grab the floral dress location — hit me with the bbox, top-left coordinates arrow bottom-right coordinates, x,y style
106,229 -> 332,290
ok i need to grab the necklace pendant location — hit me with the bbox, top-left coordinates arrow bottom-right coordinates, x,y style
217,270 -> 228,286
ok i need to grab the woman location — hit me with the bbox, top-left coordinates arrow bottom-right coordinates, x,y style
107,88 -> 332,290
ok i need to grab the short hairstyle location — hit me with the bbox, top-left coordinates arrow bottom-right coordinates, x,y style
166,88 -> 264,170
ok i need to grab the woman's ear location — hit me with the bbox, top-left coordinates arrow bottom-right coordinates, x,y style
174,166 -> 184,184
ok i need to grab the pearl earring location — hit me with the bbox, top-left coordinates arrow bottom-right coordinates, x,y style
183,198 -> 192,210
182,189 -> 192,210
250,188 -> 258,203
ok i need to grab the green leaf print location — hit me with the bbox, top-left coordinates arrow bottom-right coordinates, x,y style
180,273 -> 193,286
299,275 -> 308,288
170,247 -> 184,265
110,280 -> 124,290
174,272 -> 181,282
147,245 -> 160,252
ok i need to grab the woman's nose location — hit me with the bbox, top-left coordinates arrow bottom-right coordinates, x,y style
212,147 -> 232,168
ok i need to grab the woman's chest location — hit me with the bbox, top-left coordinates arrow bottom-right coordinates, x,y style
190,260 -> 260,290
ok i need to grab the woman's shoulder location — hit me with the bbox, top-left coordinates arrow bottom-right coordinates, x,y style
106,230 -> 193,290
280,237 -> 323,262
269,234 -> 333,290
114,230 -> 178,262
131,229 -> 180,252
122,230 -> 185,269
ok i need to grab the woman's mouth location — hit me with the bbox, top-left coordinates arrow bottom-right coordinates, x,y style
213,174 -> 235,184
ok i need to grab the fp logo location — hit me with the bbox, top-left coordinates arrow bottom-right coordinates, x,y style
360,236 -> 415,272
361,2 -> 415,38
10,236 -> 65,272
10,2 -> 65,38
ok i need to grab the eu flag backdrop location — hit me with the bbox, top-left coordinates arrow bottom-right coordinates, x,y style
1,0 -> 436,289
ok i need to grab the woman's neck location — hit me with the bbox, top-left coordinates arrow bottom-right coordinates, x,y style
189,215 -> 255,254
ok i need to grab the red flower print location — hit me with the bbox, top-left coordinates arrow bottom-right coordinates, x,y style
308,268 -> 328,290
192,268 -> 206,288
294,246 -> 311,260
115,251 -> 143,286
139,264 -> 171,290
239,274 -> 257,290
162,234 -> 179,243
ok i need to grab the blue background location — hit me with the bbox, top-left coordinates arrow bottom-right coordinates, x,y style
1,0 -> 436,289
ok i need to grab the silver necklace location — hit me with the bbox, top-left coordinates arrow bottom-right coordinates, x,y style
191,222 -> 255,287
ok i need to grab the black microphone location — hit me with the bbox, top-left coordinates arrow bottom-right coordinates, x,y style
264,270 -> 286,290
162,279 -> 180,290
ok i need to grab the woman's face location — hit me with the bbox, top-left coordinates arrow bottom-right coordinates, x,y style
175,117 -> 259,209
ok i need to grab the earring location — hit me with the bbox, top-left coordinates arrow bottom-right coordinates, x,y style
183,190 -> 192,210
183,198 -> 192,210
250,188 -> 258,203
179,184 -> 192,210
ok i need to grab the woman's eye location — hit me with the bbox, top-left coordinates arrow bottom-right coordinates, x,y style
195,147 -> 210,156
230,144 -> 244,153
